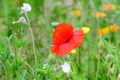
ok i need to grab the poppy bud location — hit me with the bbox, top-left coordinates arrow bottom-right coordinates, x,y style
48,54 -> 55,61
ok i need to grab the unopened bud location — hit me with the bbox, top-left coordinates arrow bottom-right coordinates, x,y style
48,54 -> 55,61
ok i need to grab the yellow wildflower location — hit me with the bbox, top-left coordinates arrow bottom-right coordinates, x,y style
70,49 -> 77,55
109,24 -> 119,32
101,12 -> 106,18
103,4 -> 116,11
95,12 -> 106,18
98,27 -> 110,36
71,10 -> 81,16
111,4 -> 117,9
81,27 -> 90,34
98,24 -> 119,36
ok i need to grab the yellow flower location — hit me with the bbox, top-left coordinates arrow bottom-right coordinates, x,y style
109,24 -> 119,32
103,4 -> 111,11
101,12 -> 106,18
81,27 -> 90,34
70,49 -> 76,55
95,12 -> 106,18
71,10 -> 81,16
98,27 -> 110,36
98,24 -> 119,36
103,4 -> 116,11
111,4 -> 117,9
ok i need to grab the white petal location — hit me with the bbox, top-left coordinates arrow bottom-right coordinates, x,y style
61,62 -> 70,73
21,3 -> 32,13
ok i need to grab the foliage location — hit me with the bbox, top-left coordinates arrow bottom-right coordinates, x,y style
0,0 -> 120,80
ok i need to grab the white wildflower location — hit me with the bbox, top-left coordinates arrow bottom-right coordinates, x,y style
64,0 -> 73,6
51,22 -> 59,26
21,3 -> 32,13
61,62 -> 70,73
43,63 -> 48,69
18,17 -> 26,23
13,16 -> 26,24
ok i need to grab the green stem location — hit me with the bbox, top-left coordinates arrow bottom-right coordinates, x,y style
78,47 -> 81,73
95,50 -> 101,80
2,0 -> 8,18
14,36 -> 18,65
25,62 -> 35,77
24,13 -> 37,75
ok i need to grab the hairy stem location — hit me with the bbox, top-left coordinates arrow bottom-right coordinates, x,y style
24,13 -> 37,74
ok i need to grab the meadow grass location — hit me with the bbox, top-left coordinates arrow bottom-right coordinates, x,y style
0,0 -> 120,80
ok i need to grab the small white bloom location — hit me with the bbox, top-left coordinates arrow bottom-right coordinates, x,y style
13,16 -> 26,24
43,63 -> 48,69
51,22 -> 59,26
61,62 -> 70,73
21,3 -> 32,13
12,21 -> 16,24
64,0 -> 73,6
18,16 -> 26,23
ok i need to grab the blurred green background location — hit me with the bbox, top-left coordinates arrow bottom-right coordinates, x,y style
0,0 -> 120,80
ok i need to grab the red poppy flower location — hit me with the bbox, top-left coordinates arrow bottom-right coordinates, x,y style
51,23 -> 84,56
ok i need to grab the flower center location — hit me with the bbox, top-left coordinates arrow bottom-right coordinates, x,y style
65,37 -> 71,43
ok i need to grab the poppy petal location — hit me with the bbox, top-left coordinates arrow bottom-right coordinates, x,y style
53,23 -> 73,45
51,42 -> 75,56
51,29 -> 84,56
71,29 -> 84,48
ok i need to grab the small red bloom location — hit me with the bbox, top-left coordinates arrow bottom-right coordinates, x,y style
51,23 -> 84,56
